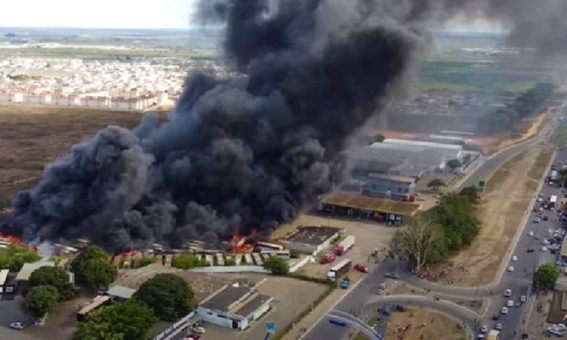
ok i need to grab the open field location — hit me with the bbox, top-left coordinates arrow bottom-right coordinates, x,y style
551,120 -> 567,148
0,104 -> 142,211
384,308 -> 466,340
418,60 -> 546,94
428,147 -> 553,286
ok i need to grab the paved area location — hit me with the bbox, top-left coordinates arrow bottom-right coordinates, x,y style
202,277 -> 326,340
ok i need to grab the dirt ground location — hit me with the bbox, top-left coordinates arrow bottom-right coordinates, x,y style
273,213 -> 397,279
427,147 -> 553,286
0,104 -> 142,211
526,291 -> 555,340
384,308 -> 466,340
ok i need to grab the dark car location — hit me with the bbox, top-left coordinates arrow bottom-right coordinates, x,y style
527,248 -> 535,253
543,216 -> 549,221
492,314 -> 500,321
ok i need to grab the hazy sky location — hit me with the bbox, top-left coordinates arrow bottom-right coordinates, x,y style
0,0 -> 198,29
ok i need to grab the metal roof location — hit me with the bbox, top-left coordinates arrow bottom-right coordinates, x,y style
232,294 -> 272,318
321,191 -> 421,217
366,173 -> 416,184
15,261 -> 55,281
283,226 -> 341,246
200,285 -> 254,312
107,285 -> 137,300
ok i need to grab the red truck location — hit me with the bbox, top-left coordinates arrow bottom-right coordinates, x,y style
320,253 -> 336,264
335,236 -> 355,256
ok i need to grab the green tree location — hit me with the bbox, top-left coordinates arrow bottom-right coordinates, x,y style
133,274 -> 193,322
427,179 -> 446,190
136,256 -> 157,268
391,218 -> 447,271
171,254 -> 209,269
71,245 -> 109,285
71,245 -> 116,290
224,258 -> 237,266
28,266 -> 75,301
22,285 -> 60,318
82,258 -> 118,291
534,264 -> 560,290
72,300 -> 157,340
446,159 -> 462,171
263,256 -> 289,275
0,245 -> 40,271
428,193 -> 479,251
459,186 -> 480,203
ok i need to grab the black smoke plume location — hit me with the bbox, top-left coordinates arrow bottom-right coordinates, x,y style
8,0 -> 567,252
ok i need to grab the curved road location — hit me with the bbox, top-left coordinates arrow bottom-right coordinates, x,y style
303,107 -> 565,340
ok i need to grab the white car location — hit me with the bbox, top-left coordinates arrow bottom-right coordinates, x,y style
495,322 -> 503,330
534,217 -> 541,223
192,327 -> 206,335
480,325 -> 488,333
542,246 -> 548,252
9,322 -> 24,330
529,231 -> 534,237
507,266 -> 514,272
512,255 -> 518,262
504,289 -> 512,297
501,306 -> 509,314
521,295 -> 527,302
507,300 -> 514,307
538,197 -> 543,202
542,239 -> 550,245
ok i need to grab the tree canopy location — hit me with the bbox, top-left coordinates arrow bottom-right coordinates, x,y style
71,245 -> 116,290
446,159 -> 462,170
391,188 -> 480,270
22,285 -> 60,318
133,274 -> 193,322
28,266 -> 75,301
427,179 -> 446,189
72,300 -> 157,340
391,218 -> 447,272
263,256 -> 289,275
0,244 -> 40,271
534,264 -> 560,289
171,254 -> 210,270
477,82 -> 555,135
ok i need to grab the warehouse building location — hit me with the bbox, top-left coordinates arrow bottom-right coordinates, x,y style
318,191 -> 421,225
353,139 -> 463,179
280,226 -> 341,256
361,173 -> 416,201
197,283 -> 272,331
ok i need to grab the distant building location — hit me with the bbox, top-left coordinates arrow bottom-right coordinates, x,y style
197,283 -> 272,331
361,174 -> 416,201
15,261 -> 56,291
280,226 -> 341,256
106,285 -> 137,303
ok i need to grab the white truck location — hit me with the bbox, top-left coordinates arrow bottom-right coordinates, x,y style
551,170 -> 559,182
335,236 -> 355,256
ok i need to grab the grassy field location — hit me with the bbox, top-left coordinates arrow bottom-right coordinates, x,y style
417,60 -> 546,94
0,104 -> 142,211
551,120 -> 567,148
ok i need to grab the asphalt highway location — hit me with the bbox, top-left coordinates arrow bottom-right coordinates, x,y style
303,107 -> 566,340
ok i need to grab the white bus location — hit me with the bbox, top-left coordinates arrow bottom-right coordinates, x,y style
0,269 -> 8,295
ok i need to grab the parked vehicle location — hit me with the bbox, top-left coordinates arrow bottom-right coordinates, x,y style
527,248 -> 535,253
495,323 -> 502,330
354,263 -> 368,273
340,277 -> 351,289
504,289 -> 512,297
520,295 -> 527,302
507,300 -> 514,307
9,322 -> 24,330
501,307 -> 509,315
335,236 -> 355,256
385,272 -> 400,280
507,266 -> 514,272
327,259 -> 352,283
320,253 -> 336,264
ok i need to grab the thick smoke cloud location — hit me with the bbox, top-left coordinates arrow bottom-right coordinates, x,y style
8,0 -> 567,252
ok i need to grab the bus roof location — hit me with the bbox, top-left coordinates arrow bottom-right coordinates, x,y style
0,269 -> 8,286
330,258 -> 352,271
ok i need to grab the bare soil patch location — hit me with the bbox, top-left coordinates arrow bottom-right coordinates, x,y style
426,147 -> 553,286
0,104 -> 142,210
385,308 -> 466,340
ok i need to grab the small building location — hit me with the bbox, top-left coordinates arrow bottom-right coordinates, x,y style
106,285 -> 137,302
77,295 -> 112,321
280,226 -> 341,256
361,173 -> 416,201
0,269 -> 9,296
319,191 -> 421,225
197,283 -> 272,331
16,261 -> 55,283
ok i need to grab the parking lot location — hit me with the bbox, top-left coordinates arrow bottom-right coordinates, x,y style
274,213 -> 397,279
201,276 -> 326,340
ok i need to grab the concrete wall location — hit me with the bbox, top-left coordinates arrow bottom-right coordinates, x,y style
361,177 -> 415,200
196,307 -> 246,330
189,266 -> 269,274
